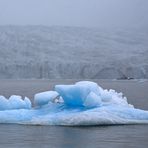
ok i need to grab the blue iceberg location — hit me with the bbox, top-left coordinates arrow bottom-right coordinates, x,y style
0,81 -> 148,126
0,95 -> 31,110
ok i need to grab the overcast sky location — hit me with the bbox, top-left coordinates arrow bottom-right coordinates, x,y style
0,0 -> 147,28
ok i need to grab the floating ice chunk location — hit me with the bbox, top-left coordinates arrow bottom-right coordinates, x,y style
55,81 -> 112,107
100,90 -> 112,102
24,97 -> 32,109
102,89 -> 130,107
0,96 -> 9,110
55,81 -> 104,107
0,95 -> 32,110
34,91 -> 59,107
55,81 -> 132,108
75,81 -> 103,96
9,95 -> 25,109
55,85 -> 89,106
0,81 -> 148,126
9,95 -> 32,110
83,92 -> 102,108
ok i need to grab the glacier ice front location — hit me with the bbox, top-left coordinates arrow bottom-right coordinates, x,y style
0,81 -> 148,126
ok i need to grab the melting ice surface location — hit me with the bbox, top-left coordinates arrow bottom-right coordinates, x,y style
0,81 -> 148,126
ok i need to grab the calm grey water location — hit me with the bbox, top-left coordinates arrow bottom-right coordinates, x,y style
0,79 -> 148,148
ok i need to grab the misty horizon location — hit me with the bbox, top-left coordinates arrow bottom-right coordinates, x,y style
0,0 -> 148,79
0,0 -> 148,29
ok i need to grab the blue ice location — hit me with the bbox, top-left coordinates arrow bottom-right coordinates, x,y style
0,95 -> 31,110
0,81 -> 148,126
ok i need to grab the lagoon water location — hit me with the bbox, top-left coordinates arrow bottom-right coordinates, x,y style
0,79 -> 148,148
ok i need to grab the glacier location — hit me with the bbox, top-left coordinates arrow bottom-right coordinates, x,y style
0,26 -> 148,79
0,81 -> 148,126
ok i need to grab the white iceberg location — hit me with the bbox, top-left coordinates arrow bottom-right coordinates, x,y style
0,81 -> 148,126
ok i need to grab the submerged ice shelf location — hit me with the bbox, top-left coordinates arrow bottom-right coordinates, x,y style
0,81 -> 148,126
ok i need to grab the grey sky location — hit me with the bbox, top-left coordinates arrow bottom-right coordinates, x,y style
0,0 -> 147,28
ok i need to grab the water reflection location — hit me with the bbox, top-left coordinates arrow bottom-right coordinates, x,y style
0,124 -> 148,148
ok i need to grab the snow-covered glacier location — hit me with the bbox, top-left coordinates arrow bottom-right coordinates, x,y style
0,81 -> 148,126
0,26 -> 148,79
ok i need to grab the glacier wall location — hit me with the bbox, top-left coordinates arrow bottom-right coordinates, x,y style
0,26 -> 148,79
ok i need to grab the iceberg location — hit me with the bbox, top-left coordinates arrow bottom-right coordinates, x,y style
34,91 -> 59,107
0,81 -> 148,126
0,95 -> 31,110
